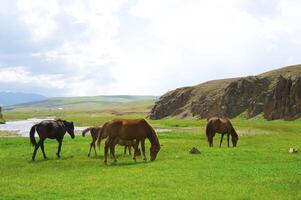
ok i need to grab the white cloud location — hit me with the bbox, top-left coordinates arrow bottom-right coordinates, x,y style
0,66 -> 65,88
120,0 -> 301,93
17,0 -> 59,41
2,0 -> 301,96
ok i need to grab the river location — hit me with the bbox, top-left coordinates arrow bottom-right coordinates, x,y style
0,118 -> 171,137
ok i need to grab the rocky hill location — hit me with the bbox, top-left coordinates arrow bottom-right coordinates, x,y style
0,106 -> 3,123
150,64 -> 301,120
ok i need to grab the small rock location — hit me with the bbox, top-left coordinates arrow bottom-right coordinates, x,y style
189,147 -> 201,154
289,148 -> 298,153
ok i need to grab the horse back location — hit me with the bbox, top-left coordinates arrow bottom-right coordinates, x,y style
207,117 -> 232,134
104,119 -> 150,140
36,120 -> 64,139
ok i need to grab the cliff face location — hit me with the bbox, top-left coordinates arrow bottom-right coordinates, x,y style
0,106 -> 3,123
150,65 -> 301,120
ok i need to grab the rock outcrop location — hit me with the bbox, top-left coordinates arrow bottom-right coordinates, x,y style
150,64 -> 301,120
0,106 -> 3,123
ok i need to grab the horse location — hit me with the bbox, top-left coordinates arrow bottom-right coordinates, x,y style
82,126 -> 102,157
96,119 -> 160,163
112,138 -> 140,156
205,117 -> 238,147
29,119 -> 75,161
82,126 -> 139,157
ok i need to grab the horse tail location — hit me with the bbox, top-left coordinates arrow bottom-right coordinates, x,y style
96,124 -> 106,149
82,127 -> 93,137
206,120 -> 212,141
29,124 -> 37,146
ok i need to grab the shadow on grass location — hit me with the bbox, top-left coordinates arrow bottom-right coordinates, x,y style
28,155 -> 75,163
104,160 -> 149,167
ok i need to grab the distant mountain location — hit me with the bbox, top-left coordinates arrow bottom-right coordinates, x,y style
0,92 -> 47,106
150,64 -> 301,120
5,95 -> 157,112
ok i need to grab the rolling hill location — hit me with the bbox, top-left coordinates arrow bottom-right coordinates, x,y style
5,95 -> 157,113
150,64 -> 301,120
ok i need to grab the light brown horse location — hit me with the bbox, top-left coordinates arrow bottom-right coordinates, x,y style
113,138 -> 137,156
96,119 -> 160,163
206,117 -> 238,147
82,126 -> 139,157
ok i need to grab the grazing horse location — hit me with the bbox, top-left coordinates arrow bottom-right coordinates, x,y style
29,119 -> 75,161
82,126 -> 139,157
96,119 -> 160,163
206,117 -> 238,147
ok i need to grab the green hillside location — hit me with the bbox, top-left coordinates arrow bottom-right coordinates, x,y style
5,95 -> 157,111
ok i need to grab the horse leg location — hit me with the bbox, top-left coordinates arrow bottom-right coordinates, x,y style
104,140 -> 110,164
32,139 -> 42,161
129,146 -> 132,156
88,142 -> 93,157
56,140 -> 62,158
227,134 -> 230,148
141,139 -> 147,161
208,136 -> 213,147
219,134 -> 224,148
133,140 -> 140,162
109,143 -> 117,163
93,143 -> 97,157
40,139 -> 47,159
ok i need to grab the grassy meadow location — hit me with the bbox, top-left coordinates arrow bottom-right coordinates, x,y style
1,109 -> 301,199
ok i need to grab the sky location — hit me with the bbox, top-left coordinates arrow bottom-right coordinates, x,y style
1,0 -> 301,97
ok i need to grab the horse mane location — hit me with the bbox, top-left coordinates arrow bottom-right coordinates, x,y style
231,127 -> 238,137
143,119 -> 160,147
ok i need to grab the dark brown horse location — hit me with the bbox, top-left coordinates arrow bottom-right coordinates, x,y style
82,126 -> 138,157
96,119 -> 160,163
206,117 -> 238,147
29,119 -> 75,161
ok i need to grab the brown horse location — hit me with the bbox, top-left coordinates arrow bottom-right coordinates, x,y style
206,117 -> 238,147
82,126 -> 140,157
82,126 -> 102,157
96,119 -> 160,163
29,119 -> 75,161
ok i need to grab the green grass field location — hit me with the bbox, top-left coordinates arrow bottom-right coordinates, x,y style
1,114 -> 301,200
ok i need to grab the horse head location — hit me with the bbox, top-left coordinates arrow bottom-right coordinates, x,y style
231,128 -> 238,147
150,143 -> 160,161
63,120 -> 75,139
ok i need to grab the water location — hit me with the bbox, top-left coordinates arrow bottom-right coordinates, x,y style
0,117 -> 88,137
0,118 -> 171,137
